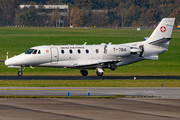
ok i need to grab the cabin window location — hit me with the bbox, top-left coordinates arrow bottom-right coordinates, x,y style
96,49 -> 98,53
104,45 -> 107,53
86,49 -> 89,54
25,49 -> 34,54
77,49 -> 81,54
69,49 -> 73,54
38,50 -> 41,54
32,50 -> 37,54
61,50 -> 64,54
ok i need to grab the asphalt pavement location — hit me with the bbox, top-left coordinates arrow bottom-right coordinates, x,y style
0,87 -> 180,99
0,98 -> 180,120
0,76 -> 180,80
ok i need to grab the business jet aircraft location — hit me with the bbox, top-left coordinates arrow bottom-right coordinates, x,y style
5,18 -> 175,76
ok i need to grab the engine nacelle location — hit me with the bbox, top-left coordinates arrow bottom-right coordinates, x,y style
106,45 -> 131,57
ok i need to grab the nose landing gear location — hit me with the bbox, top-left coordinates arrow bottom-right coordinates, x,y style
18,71 -> 23,76
18,66 -> 25,76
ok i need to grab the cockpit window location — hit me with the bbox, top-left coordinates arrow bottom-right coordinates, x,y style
25,49 -> 34,54
38,50 -> 41,54
25,49 -> 38,54
32,50 -> 37,54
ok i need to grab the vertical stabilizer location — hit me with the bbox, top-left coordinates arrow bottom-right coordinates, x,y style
146,18 -> 175,44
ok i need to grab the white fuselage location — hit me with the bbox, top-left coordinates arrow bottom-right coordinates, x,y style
4,41 -> 167,69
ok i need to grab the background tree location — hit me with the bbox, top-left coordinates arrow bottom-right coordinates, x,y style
71,9 -> 85,27
117,2 -> 129,27
84,10 -> 92,27
20,6 -> 37,26
0,0 -> 20,26
169,8 -> 180,26
0,0 -> 180,27
91,10 -> 108,27
69,7 -> 79,26
51,8 -> 61,27
124,5 -> 141,26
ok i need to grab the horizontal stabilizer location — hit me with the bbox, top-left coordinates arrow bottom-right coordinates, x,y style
149,38 -> 171,45
143,37 -> 149,41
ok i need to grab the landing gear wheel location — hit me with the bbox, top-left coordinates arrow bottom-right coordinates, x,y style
18,71 -> 23,76
96,70 -> 103,76
80,70 -> 88,76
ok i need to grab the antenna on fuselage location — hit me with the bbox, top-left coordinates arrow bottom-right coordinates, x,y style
6,52 -> 8,60
83,42 -> 87,45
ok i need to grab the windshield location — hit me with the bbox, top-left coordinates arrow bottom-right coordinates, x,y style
32,50 -> 37,54
25,49 -> 34,54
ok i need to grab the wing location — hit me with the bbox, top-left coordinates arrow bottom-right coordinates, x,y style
73,60 -> 120,70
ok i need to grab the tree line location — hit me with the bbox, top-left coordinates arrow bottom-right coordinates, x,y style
0,0 -> 180,27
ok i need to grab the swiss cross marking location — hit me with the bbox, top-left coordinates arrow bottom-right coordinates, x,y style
160,26 -> 166,32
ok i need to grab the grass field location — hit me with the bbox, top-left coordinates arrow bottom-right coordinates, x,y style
0,27 -> 180,76
0,80 -> 179,87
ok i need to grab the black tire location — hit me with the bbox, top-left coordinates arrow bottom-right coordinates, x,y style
96,70 -> 103,76
80,70 -> 88,76
18,71 -> 23,76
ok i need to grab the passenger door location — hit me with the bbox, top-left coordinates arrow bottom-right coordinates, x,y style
51,47 -> 58,64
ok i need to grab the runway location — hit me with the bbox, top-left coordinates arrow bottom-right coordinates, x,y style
0,98 -> 180,120
0,87 -> 180,99
0,76 -> 180,80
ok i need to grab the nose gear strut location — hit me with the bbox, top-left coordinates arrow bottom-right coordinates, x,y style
18,66 -> 25,76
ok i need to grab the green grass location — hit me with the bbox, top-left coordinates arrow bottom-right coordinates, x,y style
0,27 -> 180,76
0,80 -> 179,87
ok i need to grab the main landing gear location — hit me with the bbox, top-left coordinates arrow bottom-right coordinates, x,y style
95,68 -> 104,76
18,66 -> 25,76
80,68 -> 104,76
80,70 -> 88,76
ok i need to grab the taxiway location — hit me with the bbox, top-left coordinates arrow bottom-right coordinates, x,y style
0,76 -> 180,80
0,87 -> 180,99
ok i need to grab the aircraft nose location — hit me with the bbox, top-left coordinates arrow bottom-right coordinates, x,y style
5,58 -> 16,66
5,55 -> 25,66
5,59 -> 10,66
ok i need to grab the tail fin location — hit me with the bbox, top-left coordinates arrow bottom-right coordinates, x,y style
146,18 -> 175,44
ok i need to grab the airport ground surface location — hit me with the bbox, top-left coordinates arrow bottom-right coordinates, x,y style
0,76 -> 180,119
1,76 -> 180,80
0,87 -> 180,99
0,24 -> 180,119
0,98 -> 180,120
